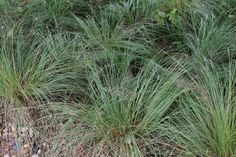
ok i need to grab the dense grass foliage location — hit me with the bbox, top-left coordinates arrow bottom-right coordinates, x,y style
55,61 -> 184,156
1,0 -> 236,156
175,63 -> 236,156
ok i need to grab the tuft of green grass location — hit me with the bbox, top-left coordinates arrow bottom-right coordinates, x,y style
0,27 -> 76,106
73,15 -> 153,59
174,62 -> 236,156
104,0 -> 159,25
184,13 -> 236,63
54,59 -> 184,156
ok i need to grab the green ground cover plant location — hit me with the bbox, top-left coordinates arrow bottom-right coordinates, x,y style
0,0 -> 236,156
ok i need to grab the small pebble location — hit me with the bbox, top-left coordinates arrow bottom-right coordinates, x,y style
24,144 -> 30,148
3,132 -> 8,136
42,142 -> 47,147
3,128 -> 8,133
11,126 -> 16,132
4,154 -> 10,157
37,149 -> 42,155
